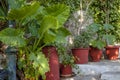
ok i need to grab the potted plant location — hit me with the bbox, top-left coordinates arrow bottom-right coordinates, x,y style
55,42 -> 74,77
102,24 -> 118,60
88,23 -> 117,61
60,53 -> 74,77
0,1 -> 70,80
38,3 -> 71,80
72,30 -> 92,64
89,42 -> 104,62
105,45 -> 119,60
88,23 -> 106,62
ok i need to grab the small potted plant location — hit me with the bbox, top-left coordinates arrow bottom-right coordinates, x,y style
89,40 -> 105,62
60,53 -> 74,77
102,24 -> 118,60
55,42 -> 74,77
88,23 -> 117,61
72,30 -> 92,64
88,23 -> 105,62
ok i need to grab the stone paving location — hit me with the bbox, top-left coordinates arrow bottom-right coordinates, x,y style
61,59 -> 120,80
61,74 -> 101,80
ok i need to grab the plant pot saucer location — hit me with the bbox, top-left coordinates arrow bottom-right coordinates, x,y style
60,73 -> 76,78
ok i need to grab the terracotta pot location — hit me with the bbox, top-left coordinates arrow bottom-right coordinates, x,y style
72,48 -> 89,64
42,46 -> 60,80
105,46 -> 119,60
89,47 -> 102,62
60,64 -> 72,77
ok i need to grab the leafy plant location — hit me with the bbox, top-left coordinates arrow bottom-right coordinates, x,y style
0,0 -> 8,30
0,0 -> 7,18
89,0 -> 120,42
0,1 -> 70,80
88,23 -> 116,49
55,42 -> 74,67
73,31 -> 92,48
37,0 -> 80,13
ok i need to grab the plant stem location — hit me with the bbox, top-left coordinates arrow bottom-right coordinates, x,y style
33,32 -> 44,51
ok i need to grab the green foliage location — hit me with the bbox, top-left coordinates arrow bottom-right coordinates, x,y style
55,27 -> 71,43
89,0 -> 120,42
18,50 -> 49,80
103,24 -> 114,31
103,34 -> 116,45
3,2 -> 70,47
8,1 -> 40,20
88,23 -> 116,49
73,31 -> 92,48
38,0 -> 80,13
0,0 -> 8,19
0,7 -> 5,18
0,28 -> 26,47
90,40 -> 105,50
45,4 -> 70,27
55,42 -> 74,67
8,0 -> 26,9
61,53 -> 74,66
0,1 -> 70,80
39,15 -> 58,44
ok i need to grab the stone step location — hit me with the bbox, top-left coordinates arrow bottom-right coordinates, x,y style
61,59 -> 120,80
60,72 -> 120,80
101,71 -> 120,80
73,59 -> 120,75
61,74 -> 101,80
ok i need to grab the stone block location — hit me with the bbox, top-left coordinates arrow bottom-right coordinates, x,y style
101,72 -> 120,80
73,60 -> 120,75
61,74 -> 101,80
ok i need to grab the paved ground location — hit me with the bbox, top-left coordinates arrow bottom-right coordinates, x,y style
61,59 -> 120,80
61,74 -> 101,80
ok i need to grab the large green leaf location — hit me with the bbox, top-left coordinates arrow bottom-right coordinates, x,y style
29,25 -> 38,37
29,51 -> 49,79
55,27 -> 71,43
39,15 -> 58,35
0,7 -> 5,18
103,24 -> 114,31
0,28 -> 26,47
8,1 -> 40,20
103,34 -> 116,45
45,4 -> 70,27
8,0 -> 26,9
43,30 -> 56,44
88,23 -> 102,33
91,40 -> 106,49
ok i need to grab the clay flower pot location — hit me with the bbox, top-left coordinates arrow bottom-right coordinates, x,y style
72,48 -> 89,64
89,47 -> 102,62
42,46 -> 60,80
105,46 -> 119,60
60,64 -> 72,77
